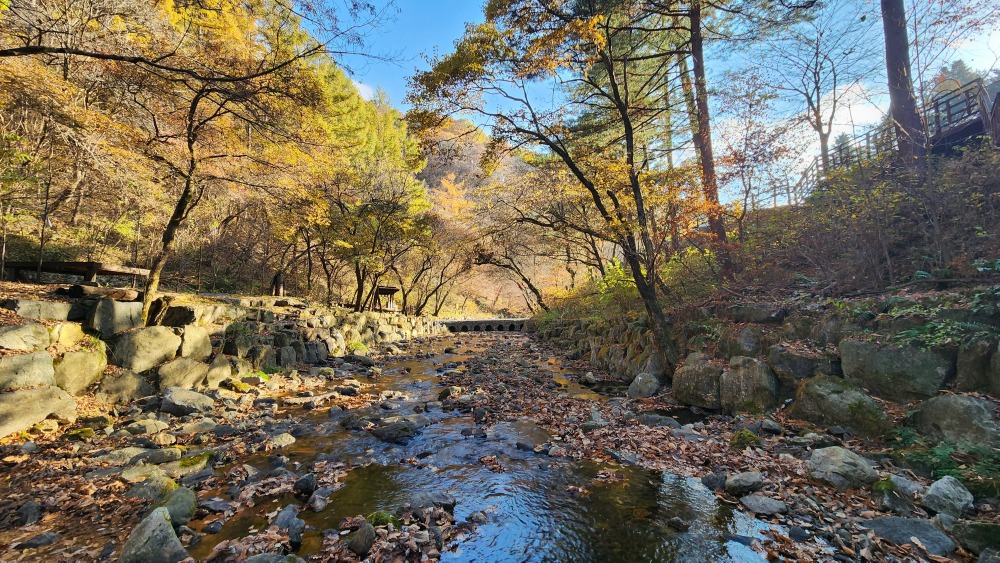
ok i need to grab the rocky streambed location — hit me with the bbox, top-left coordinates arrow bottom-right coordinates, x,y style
2,330 -> 998,562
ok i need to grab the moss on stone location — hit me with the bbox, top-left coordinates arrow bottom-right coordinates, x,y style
730,429 -> 761,449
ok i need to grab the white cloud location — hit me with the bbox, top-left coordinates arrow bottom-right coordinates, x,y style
352,79 -> 376,101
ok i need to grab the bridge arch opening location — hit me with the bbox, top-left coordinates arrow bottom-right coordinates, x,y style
474,324 -> 481,331
460,326 -> 468,332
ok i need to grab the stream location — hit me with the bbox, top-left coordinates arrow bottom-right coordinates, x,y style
189,333 -> 777,562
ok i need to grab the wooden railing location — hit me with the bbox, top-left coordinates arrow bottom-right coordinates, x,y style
789,78 -> 1000,202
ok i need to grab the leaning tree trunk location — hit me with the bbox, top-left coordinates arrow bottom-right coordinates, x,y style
142,173 -> 197,323
880,0 -> 926,176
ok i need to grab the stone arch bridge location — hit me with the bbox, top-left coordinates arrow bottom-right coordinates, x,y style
440,318 -> 530,333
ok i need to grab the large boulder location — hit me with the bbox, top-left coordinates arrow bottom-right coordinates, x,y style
921,476 -> 973,517
720,356 -> 779,414
203,354 -> 232,390
767,344 -> 838,386
954,338 -> 997,393
0,386 -> 76,438
179,325 -> 212,361
807,446 -> 879,489
88,299 -> 143,337
151,486 -> 197,526
157,358 -> 210,390
908,394 -> 1000,448
787,376 -> 888,436
96,370 -> 155,404
863,517 -> 955,556
111,327 -> 181,373
160,387 -> 214,416
626,372 -> 660,398
726,303 -> 787,324
118,507 -> 188,563
952,521 -> 1000,555
0,351 -> 55,390
0,323 -> 51,352
720,326 -> 765,357
2,299 -> 78,321
48,322 -> 86,348
671,353 -> 722,409
53,342 -> 108,395
840,340 -> 952,402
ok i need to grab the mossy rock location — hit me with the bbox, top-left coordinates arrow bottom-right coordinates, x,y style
65,427 -> 96,441
788,375 -> 888,436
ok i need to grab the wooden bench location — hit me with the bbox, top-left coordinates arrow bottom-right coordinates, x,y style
4,261 -> 150,283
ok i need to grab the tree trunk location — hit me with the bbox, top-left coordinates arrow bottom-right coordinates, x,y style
690,1 -> 731,272
880,0 -> 926,175
142,173 -> 197,322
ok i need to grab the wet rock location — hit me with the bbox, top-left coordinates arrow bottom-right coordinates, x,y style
0,322 -> 50,352
740,494 -> 788,515
13,531 -> 61,549
438,386 -> 463,401
725,472 -> 764,496
671,353 -> 722,410
293,473 -> 318,499
272,504 -> 305,548
111,327 -> 182,373
160,387 -> 214,416
118,507 -> 189,563
807,446 -> 878,489
307,486 -> 335,512
922,476 -> 973,517
909,394 -> 1000,448
607,449 -> 640,465
627,372 -> 660,398
348,522 -> 376,557
720,357 -> 778,414
863,516 -> 955,556
0,351 -> 56,391
411,491 -> 457,511
788,376 -> 888,436
16,501 -> 42,526
371,421 -> 420,444
840,341 -> 952,402
201,521 -> 224,534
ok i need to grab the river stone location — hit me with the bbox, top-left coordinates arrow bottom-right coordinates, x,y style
272,504 -> 305,547
127,419 -> 169,435
13,531 -> 61,549
371,421 -> 420,444
48,322 -> 86,348
0,323 -> 51,351
787,376 -> 888,436
627,372 -> 660,398
863,516 -> 955,556
152,486 -> 197,526
0,386 -> 76,438
203,354 -> 232,390
159,452 -> 212,479
720,357 -> 778,414
672,353 -> 722,410
88,299 -> 143,337
179,325 -> 212,361
96,370 -> 155,404
126,474 -> 178,502
112,327 -> 181,373
270,432 -> 296,448
725,472 -> 764,496
160,387 -> 214,416
840,340 -> 952,402
952,521 -> 1000,555
16,501 -> 42,526
158,358 -> 210,390
0,351 -> 56,391
807,446 -> 878,489
740,494 -> 788,515
921,476 -> 973,517
244,555 -> 306,563
348,522 -> 376,557
908,394 -> 1000,448
53,342 -> 108,395
118,507 -> 188,563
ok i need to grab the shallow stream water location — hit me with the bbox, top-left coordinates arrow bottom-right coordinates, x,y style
189,334 -> 775,562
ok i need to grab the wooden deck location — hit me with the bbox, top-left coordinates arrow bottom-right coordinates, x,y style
4,261 -> 150,282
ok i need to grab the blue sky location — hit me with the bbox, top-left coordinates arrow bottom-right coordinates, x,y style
339,0 -> 487,107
